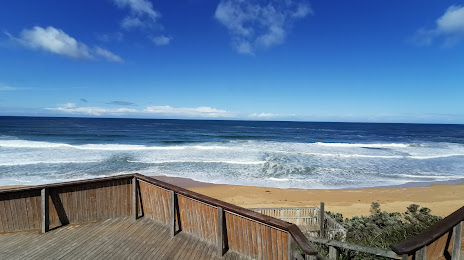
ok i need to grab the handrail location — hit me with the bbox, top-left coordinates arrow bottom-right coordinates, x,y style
391,206 -> 464,255
308,236 -> 401,259
0,174 -> 134,194
134,174 -> 318,256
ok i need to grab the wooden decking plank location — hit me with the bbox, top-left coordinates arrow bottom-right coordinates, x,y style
77,219 -> 141,260
1,224 -> 83,259
31,218 -> 123,259
30,219 -> 119,259
132,221 -> 170,260
198,237 -> 215,260
0,216 -> 251,260
75,218 -> 141,260
143,222 -> 180,259
169,231 -> 196,259
2,222 -> 83,258
177,232 -> 202,259
38,221 -> 119,260
115,218 -> 162,260
190,232 -> 208,260
57,218 -> 133,260
156,231 -> 190,259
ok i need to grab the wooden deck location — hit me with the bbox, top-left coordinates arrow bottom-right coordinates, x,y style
0,217 -> 245,260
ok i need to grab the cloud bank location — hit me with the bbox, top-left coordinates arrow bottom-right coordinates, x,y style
46,103 -> 236,118
46,103 -> 136,116
249,112 -> 278,118
9,26 -> 123,62
214,0 -> 312,54
413,5 -> 464,47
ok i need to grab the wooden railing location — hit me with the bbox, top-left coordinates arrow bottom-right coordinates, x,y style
391,206 -> 464,260
0,174 -> 133,233
0,173 -> 317,259
308,236 -> 401,260
250,203 -> 347,240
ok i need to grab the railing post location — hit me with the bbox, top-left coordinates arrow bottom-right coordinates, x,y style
170,190 -> 176,237
132,177 -> 138,219
452,221 -> 462,260
415,246 -> 426,260
329,246 -> 340,260
320,202 -> 325,238
217,207 -> 225,256
288,234 -> 295,260
41,188 -> 49,233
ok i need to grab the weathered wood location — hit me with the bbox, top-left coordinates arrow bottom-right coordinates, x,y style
0,217 -> 226,259
1,173 -> 319,259
452,221 -> 462,260
288,234 -> 296,260
415,246 -> 426,260
392,206 -> 464,255
307,236 -> 401,259
320,202 -> 325,239
41,188 -> 49,233
132,177 -> 137,219
328,246 -> 339,260
217,207 -> 225,256
0,174 -> 134,195
170,190 -> 176,237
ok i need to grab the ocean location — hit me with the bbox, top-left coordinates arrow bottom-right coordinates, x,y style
0,116 -> 463,189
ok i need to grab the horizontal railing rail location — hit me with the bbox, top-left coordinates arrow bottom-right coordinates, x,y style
391,206 -> 464,260
249,205 -> 347,241
308,236 -> 401,259
0,174 -> 134,194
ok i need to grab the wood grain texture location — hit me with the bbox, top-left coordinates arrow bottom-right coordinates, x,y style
224,211 -> 288,260
1,178 -> 131,233
0,217 -> 246,260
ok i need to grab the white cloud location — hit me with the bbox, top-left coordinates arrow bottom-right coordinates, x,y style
46,103 -> 236,118
114,0 -> 161,30
0,84 -> 17,91
95,47 -> 124,63
9,26 -> 123,62
144,106 -> 235,118
249,112 -> 278,118
46,103 -> 137,116
214,0 -> 312,54
152,35 -> 171,46
16,26 -> 92,59
413,5 -> 464,47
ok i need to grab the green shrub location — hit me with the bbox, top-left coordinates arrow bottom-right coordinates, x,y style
322,202 -> 442,259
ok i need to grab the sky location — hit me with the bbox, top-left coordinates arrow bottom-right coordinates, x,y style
1,0 -> 464,124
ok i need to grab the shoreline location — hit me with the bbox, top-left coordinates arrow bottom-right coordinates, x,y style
2,176 -> 463,218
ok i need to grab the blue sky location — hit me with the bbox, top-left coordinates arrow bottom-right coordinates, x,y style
1,0 -> 464,123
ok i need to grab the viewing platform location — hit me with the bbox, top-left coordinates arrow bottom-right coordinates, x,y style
0,174 -> 317,260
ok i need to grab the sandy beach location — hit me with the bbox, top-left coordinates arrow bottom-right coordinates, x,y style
188,181 -> 464,219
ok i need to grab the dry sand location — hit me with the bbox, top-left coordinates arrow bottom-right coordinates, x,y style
190,182 -> 464,218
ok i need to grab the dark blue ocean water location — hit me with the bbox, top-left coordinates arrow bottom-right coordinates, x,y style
1,116 -> 463,188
